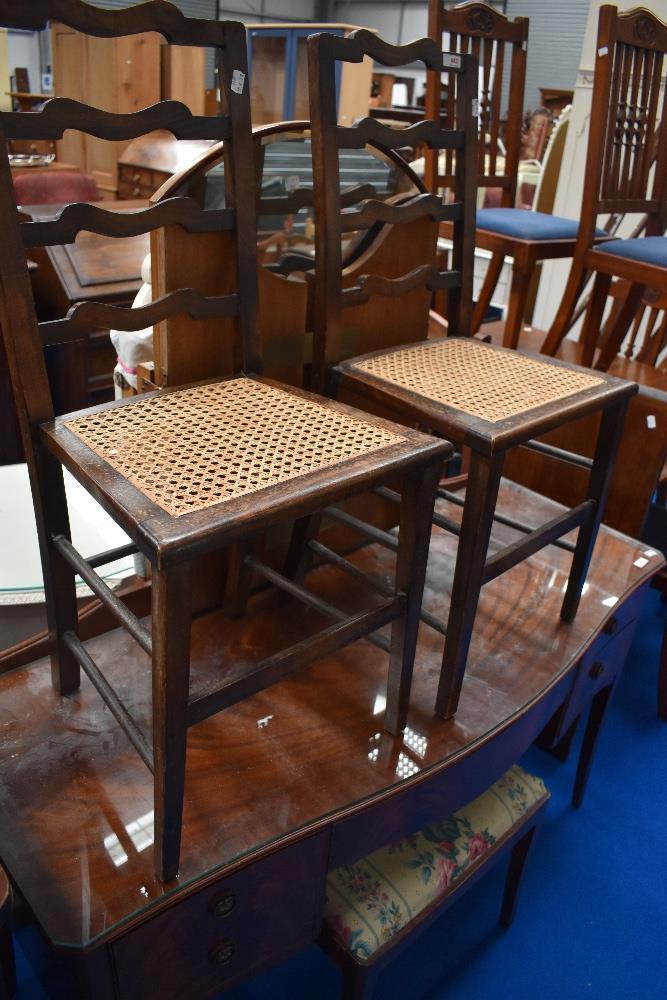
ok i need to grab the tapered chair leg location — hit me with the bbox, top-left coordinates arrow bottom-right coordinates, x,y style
596,281 -> 646,371
578,272 -> 612,367
37,451 -> 80,695
541,261 -> 590,356
499,824 -> 538,928
436,452 -> 504,719
341,960 -> 381,1000
472,251 -> 505,333
561,400 -> 628,622
502,246 -> 535,349
385,459 -> 441,735
152,562 -> 193,882
572,684 -> 614,808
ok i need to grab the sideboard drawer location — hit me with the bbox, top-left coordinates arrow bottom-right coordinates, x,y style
112,832 -> 328,999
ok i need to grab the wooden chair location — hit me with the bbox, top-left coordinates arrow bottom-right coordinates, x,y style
0,1 -> 448,881
308,28 -> 639,721
542,5 -> 667,371
320,765 -> 549,1000
425,1 -> 606,349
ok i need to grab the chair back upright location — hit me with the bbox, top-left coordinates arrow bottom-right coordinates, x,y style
0,0 -> 259,468
425,1 -> 528,206
579,5 -> 667,248
308,30 -> 478,392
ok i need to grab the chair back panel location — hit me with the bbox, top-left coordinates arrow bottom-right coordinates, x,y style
308,29 -> 478,391
595,6 -> 667,220
425,2 -> 528,204
0,0 -> 258,447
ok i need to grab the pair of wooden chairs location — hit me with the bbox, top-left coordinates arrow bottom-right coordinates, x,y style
1,1 -> 635,884
0,2 -> 447,882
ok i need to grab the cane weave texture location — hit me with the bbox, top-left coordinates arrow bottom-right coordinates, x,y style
353,339 -> 604,423
64,378 -> 404,517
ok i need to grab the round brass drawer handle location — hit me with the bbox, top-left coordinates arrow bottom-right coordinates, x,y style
209,889 -> 235,918
209,939 -> 234,966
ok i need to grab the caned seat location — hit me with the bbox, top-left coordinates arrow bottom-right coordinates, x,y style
0,1 -> 448,882
308,28 -> 638,720
320,765 -> 549,1000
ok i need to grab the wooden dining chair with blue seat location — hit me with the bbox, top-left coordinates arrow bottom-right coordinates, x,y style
542,5 -> 667,372
308,27 -> 639,723
0,0 -> 450,882
320,765 -> 549,999
425,0 -> 608,350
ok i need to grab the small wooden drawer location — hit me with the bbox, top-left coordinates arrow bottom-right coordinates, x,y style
112,832 -> 328,999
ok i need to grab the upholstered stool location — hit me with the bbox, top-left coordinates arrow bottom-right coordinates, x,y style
0,866 -> 14,1000
321,765 -> 548,1000
334,337 -> 637,718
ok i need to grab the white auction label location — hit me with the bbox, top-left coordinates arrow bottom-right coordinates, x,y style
231,69 -> 246,94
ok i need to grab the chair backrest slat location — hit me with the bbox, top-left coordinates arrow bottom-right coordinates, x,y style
0,1 -> 258,443
308,28 -> 478,390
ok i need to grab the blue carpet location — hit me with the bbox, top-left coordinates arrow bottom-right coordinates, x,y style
12,590 -> 667,999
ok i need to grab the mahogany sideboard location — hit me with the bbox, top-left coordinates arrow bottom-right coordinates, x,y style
0,483 -> 661,997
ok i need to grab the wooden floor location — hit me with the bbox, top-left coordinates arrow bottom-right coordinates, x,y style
0,482 -> 659,953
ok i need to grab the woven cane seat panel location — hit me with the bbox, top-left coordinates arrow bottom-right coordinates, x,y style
353,339 -> 604,423
64,378 -> 404,517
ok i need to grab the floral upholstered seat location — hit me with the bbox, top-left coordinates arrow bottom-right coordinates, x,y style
323,765 -> 548,961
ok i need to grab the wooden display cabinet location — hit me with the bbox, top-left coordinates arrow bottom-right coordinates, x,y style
247,24 -> 373,126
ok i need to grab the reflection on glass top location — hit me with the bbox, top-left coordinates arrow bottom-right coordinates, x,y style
173,128 -> 421,267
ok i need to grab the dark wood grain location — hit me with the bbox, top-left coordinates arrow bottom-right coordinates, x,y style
0,483 -> 659,955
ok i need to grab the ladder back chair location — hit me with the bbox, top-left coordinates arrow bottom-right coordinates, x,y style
542,5 -> 667,371
0,0 -> 448,881
426,1 -> 606,350
308,28 -> 639,721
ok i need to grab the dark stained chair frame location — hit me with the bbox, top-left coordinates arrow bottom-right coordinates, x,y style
542,5 -> 667,369
320,793 -> 549,1000
426,1 -> 610,350
307,27 -> 639,721
0,0 -> 448,881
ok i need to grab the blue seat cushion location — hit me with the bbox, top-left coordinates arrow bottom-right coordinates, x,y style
476,207 -> 603,241
594,236 -> 667,268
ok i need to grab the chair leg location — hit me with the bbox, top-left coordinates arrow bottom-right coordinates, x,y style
561,399 -> 628,623
499,824 -> 538,928
37,450 -> 80,696
283,512 -> 322,585
501,247 -> 535,349
578,272 -> 612,368
435,452 -> 504,719
385,459 -> 440,735
471,251 -> 505,334
596,281 -> 646,371
152,562 -> 192,882
341,960 -> 381,1000
541,260 -> 589,356
572,684 -> 614,808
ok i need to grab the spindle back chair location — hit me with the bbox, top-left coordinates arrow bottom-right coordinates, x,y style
543,4 -> 667,369
0,0 -> 448,881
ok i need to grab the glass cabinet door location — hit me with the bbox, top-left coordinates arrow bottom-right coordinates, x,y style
249,33 -> 289,125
